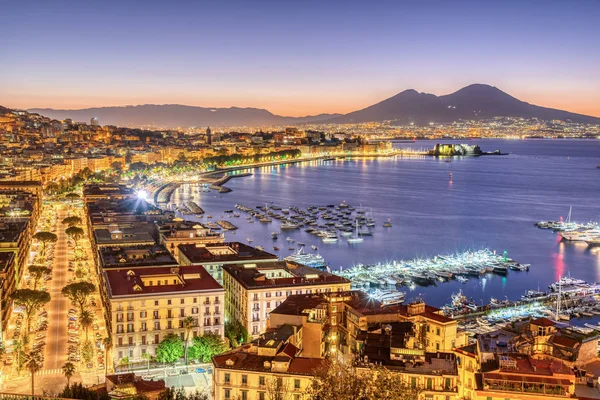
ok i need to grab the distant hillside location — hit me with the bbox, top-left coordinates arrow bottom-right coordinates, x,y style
28,104 -> 341,128
327,84 -> 600,125
27,84 -> 600,127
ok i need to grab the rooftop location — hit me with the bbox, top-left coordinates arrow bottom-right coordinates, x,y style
104,265 -> 223,297
178,242 -> 278,264
212,343 -> 327,375
94,225 -> 156,247
0,221 -> 28,243
83,183 -> 135,199
100,244 -> 178,268
0,251 -> 15,273
223,261 -> 350,290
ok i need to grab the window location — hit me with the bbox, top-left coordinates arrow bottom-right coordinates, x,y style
241,392 -> 247,400
168,299 -> 172,305
127,323 -> 134,333
253,294 -> 259,301
259,376 -> 265,386
180,298 -> 185,304
193,297 -> 197,303
426,325 -> 430,333
242,375 -> 248,386
141,322 -> 147,331
154,300 -> 159,306
155,334 -> 160,344
192,307 -> 198,314
141,335 -> 146,345
117,324 -> 124,333
154,322 -> 160,330
140,311 -> 147,318
205,306 -> 210,314
294,395 -> 300,400
294,379 -> 300,389
167,310 -> 172,318
153,311 -> 159,319
167,320 -> 172,329
436,342 -> 440,351
253,325 -> 259,334
118,337 -> 123,346
426,378 -> 432,390
224,373 -> 230,383
128,336 -> 133,345
180,309 -> 185,317
259,393 -> 265,400
445,378 -> 451,390
436,327 -> 441,336
411,377 -> 417,388
266,302 -> 271,309
224,389 -> 230,399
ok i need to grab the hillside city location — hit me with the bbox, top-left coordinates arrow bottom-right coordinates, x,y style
1,105 -> 600,400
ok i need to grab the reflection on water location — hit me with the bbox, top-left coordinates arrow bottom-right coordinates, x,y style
170,139 -> 600,307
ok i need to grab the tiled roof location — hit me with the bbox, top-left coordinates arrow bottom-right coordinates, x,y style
105,265 -> 223,297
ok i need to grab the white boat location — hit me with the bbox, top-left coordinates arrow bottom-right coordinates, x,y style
311,245 -> 318,251
347,220 -> 363,243
281,222 -> 299,230
322,236 -> 338,243
246,237 -> 253,243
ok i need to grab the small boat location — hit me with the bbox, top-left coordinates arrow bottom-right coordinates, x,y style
247,237 -> 253,243
347,220 -> 363,243
207,215 -> 213,219
271,232 -> 278,240
383,219 -> 392,228
288,247 -> 295,250
455,276 -> 468,283
273,246 -> 279,251
311,245 -> 318,251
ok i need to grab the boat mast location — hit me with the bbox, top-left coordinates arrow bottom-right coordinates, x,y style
567,206 -> 572,224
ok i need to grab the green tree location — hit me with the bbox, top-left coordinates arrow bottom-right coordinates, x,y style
79,309 -> 94,341
62,216 -> 82,227
11,289 -> 51,333
32,231 -> 57,257
65,192 -> 80,202
188,332 -> 227,363
155,333 -> 184,365
28,265 -> 51,291
111,161 -> 123,173
61,281 -> 95,314
62,362 -> 76,387
225,319 -> 250,348
24,350 -> 42,396
65,226 -> 85,248
119,356 -> 130,371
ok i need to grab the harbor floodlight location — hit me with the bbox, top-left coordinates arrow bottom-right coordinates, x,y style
136,190 -> 148,200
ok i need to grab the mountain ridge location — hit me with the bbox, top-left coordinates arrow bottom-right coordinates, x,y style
27,84 -> 600,127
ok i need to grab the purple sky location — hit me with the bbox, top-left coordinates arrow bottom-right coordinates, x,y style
1,0 -> 599,117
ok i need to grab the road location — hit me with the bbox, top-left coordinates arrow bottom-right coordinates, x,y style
44,207 -> 69,370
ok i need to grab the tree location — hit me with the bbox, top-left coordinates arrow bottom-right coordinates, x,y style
79,309 -> 94,341
155,333 -> 184,365
59,382 -> 111,400
11,289 -> 51,334
158,388 -> 209,400
65,192 -> 80,203
111,161 -> 123,173
65,226 -> 85,248
103,336 -> 111,377
62,216 -> 82,227
188,332 -> 227,363
225,319 -> 250,348
119,356 -> 130,371
141,351 -> 152,374
24,350 -> 42,396
82,341 -> 94,365
183,316 -> 196,364
61,281 -> 95,314
28,265 -> 51,291
265,376 -> 292,400
33,231 -> 57,257
62,362 -> 76,387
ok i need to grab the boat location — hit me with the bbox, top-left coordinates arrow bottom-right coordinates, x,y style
246,237 -> 253,243
311,245 -> 318,251
271,232 -> 278,240
455,276 -> 468,283
347,220 -> 364,244
383,219 -> 392,228
273,246 -> 279,251
285,249 -> 327,270
281,222 -> 299,230
322,237 -> 338,243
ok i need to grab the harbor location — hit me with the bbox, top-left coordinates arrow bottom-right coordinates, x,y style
165,139 -> 600,310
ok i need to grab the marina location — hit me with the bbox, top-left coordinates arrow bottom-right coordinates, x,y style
167,139 -> 600,310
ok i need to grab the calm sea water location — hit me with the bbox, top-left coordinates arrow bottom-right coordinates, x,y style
171,139 -> 600,308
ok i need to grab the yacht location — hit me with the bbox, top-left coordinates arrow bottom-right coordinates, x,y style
281,222 -> 299,230
271,232 -> 278,240
246,237 -> 253,243
285,249 -> 327,270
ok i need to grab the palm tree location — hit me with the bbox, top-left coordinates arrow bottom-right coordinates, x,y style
62,362 -> 76,387
103,336 -> 111,377
183,315 -> 196,365
79,309 -> 94,341
24,351 -> 42,396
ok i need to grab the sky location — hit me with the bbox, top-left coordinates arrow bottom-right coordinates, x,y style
1,0 -> 599,117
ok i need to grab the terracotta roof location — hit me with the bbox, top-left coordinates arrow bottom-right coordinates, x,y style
178,242 -> 278,264
223,262 -> 350,290
484,372 -> 572,385
105,265 -> 223,297
530,317 -> 557,327
551,335 -> 580,349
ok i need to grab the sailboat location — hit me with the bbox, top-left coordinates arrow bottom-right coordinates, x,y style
347,220 -> 364,243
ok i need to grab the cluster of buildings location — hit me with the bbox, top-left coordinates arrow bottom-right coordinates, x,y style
0,181 -> 41,340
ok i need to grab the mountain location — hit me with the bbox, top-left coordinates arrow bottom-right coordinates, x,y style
28,104 -> 341,128
28,84 -> 599,127
327,84 -> 600,124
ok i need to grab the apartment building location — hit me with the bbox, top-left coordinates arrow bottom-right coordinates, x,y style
178,242 -> 277,283
156,220 -> 225,262
222,261 -> 351,337
104,265 -> 224,366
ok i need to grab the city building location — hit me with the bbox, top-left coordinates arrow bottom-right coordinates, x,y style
178,242 -> 278,283
103,265 -> 224,366
222,261 -> 351,336
156,219 -> 225,261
